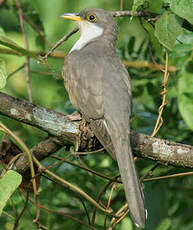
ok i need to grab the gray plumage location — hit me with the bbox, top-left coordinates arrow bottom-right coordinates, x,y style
62,8 -> 146,228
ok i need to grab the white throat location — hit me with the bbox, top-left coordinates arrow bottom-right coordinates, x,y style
70,21 -> 103,53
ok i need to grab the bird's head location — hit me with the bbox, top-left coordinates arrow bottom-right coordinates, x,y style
61,8 -> 118,45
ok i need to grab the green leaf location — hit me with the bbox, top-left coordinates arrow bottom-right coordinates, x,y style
155,12 -> 183,50
0,170 -> 22,215
142,19 -> 164,62
121,217 -> 133,230
156,218 -> 171,230
0,27 -> 6,36
170,0 -> 193,25
0,35 -> 42,62
0,59 -> 8,89
178,68 -> 193,130
147,0 -> 162,13
131,0 -> 145,16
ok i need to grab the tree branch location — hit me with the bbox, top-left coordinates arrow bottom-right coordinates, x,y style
0,48 -> 177,72
112,10 -> 158,17
0,91 -> 193,173
0,92 -> 78,143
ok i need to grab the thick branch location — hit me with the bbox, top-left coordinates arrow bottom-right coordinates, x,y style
0,92 -> 193,171
0,92 -> 78,144
14,136 -> 63,174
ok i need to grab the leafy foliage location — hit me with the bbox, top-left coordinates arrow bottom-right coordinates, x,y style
0,0 -> 193,230
178,66 -> 193,131
131,0 -> 145,16
0,58 -> 7,89
0,170 -> 22,215
155,12 -> 183,50
170,0 -> 193,24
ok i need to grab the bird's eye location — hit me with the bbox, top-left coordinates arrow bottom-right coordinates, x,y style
87,14 -> 97,22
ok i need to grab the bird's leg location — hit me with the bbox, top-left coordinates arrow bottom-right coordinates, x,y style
74,118 -> 101,154
66,111 -> 82,121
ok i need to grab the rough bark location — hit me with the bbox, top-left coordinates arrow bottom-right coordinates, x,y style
0,91 -> 193,174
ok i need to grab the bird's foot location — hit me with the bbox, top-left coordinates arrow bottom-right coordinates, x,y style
66,111 -> 82,121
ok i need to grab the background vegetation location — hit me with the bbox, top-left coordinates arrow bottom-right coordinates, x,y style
0,0 -> 193,229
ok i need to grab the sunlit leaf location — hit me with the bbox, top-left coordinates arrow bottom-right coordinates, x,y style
170,0 -> 193,25
0,170 -> 22,215
0,59 -> 8,89
178,68 -> 193,130
155,12 -> 183,50
0,35 -> 42,62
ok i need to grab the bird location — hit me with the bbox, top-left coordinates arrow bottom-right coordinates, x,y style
61,8 -> 146,228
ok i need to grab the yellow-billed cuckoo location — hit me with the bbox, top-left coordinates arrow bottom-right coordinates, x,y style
61,8 -> 146,228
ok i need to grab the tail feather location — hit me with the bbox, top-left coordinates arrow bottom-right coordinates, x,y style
89,119 -> 146,227
115,138 -> 146,228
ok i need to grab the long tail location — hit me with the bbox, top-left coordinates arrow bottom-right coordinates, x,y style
114,137 -> 146,228
89,119 -> 146,227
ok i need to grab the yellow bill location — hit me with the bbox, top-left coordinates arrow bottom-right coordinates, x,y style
60,13 -> 82,22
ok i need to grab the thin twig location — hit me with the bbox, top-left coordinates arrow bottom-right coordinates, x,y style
43,27 -> 79,60
13,192 -> 29,230
20,189 -> 96,229
30,70 -> 56,76
122,60 -> 176,72
0,153 -> 22,178
108,203 -> 128,229
140,163 -> 159,182
79,199 -> 92,228
50,155 -> 118,182
71,146 -> 105,155
151,50 -> 169,137
15,0 -> 32,102
32,155 -> 112,214
114,209 -> 129,225
120,0 -> 124,11
8,64 -> 25,79
112,10 -> 158,17
140,50 -> 170,181
41,174 -> 92,229
2,211 -> 15,220
34,222 -> 48,230
143,171 -> 193,182
23,15 -> 51,48
147,41 -> 163,69
91,176 -> 120,226
104,183 -> 118,229
0,122 -> 39,222
0,48 -> 177,72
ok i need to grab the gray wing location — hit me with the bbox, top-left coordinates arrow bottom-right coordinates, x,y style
63,51 -> 117,159
63,50 -> 146,227
63,51 -> 104,119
